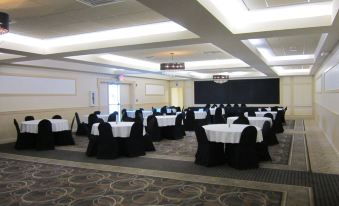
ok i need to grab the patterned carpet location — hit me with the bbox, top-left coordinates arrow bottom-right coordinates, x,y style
0,158 -> 283,206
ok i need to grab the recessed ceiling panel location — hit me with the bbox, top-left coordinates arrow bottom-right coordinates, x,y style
266,34 -> 321,56
2,0 -> 168,38
113,43 -> 234,63
242,0 -> 332,10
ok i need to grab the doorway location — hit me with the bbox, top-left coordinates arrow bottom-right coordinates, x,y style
171,87 -> 183,108
108,84 -> 121,115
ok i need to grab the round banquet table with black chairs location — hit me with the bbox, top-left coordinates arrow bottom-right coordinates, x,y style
245,111 -> 277,119
202,124 -> 263,143
81,114 -> 109,123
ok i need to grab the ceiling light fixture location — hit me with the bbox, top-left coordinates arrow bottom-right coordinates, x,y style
213,74 -> 229,84
160,53 -> 185,72
0,12 -> 9,35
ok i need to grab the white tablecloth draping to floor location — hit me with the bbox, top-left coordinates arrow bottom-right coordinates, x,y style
226,116 -> 272,128
245,111 -> 277,119
202,124 -> 263,143
91,122 -> 145,137
21,119 -> 69,134
209,108 -> 225,116
126,110 -> 153,118
81,114 -> 109,123
144,115 -> 177,127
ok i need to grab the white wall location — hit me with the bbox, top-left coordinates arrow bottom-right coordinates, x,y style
0,65 -> 170,142
314,43 -> 339,153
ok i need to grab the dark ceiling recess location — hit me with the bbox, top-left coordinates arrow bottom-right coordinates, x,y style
0,12 -> 9,35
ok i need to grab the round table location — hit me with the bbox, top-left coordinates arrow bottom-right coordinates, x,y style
144,115 -> 177,127
245,111 -> 277,119
91,122 -> 144,137
226,116 -> 272,128
202,124 -> 263,143
21,119 -> 69,134
82,114 -> 109,123
126,110 -> 153,118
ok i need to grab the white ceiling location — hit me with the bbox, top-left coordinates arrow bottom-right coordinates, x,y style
242,0 -> 332,10
0,0 -> 339,80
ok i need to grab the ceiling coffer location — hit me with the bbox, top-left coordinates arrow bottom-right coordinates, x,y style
76,0 -> 124,7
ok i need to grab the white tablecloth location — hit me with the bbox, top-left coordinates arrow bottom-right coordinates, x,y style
245,112 -> 277,119
91,122 -> 145,137
126,110 -> 153,118
82,114 -> 109,123
144,115 -> 177,127
226,116 -> 272,128
202,124 -> 263,143
194,111 -> 207,119
209,108 -> 225,115
21,119 -> 69,134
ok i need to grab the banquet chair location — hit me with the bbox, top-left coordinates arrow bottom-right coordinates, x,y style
52,115 -> 62,119
233,115 -> 250,125
122,122 -> 146,157
108,111 -> 118,122
211,104 -> 218,108
273,111 -> 284,134
88,113 -> 99,130
94,111 -> 101,115
261,108 -> 267,111
248,110 -> 256,117
25,116 -> 34,121
170,113 -> 185,139
184,109 -> 195,131
219,104 -> 225,108
262,119 -> 279,145
233,104 -> 239,108
14,119 -> 35,149
271,106 -> 278,111
281,107 -> 287,124
226,104 -> 232,107
96,122 -> 119,159
214,107 -> 225,124
204,109 -> 212,125
75,112 -> 89,136
263,113 -> 274,121
227,126 -> 258,169
241,104 -> 247,107
194,126 -> 226,167
36,119 -> 55,150
121,109 -> 134,122
256,121 -> 272,161
135,110 -> 143,123
160,106 -> 167,115
146,115 -> 162,141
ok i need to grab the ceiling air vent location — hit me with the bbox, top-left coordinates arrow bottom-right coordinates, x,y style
76,0 -> 124,7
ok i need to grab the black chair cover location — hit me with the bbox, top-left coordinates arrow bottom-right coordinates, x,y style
273,111 -> 284,133
145,115 -> 162,141
108,111 -> 118,122
36,119 -> 55,150
14,119 -> 35,149
261,108 -> 267,111
241,104 -> 247,107
256,121 -> 272,161
170,113 -> 185,139
233,115 -> 250,125
52,115 -> 62,119
214,107 -> 225,124
54,130 -> 75,146
94,111 -> 101,115
227,126 -> 258,169
122,122 -> 146,157
25,116 -> 34,121
121,109 -> 134,122
194,126 -> 226,167
75,112 -> 89,136
96,122 -> 119,159
135,110 -> 143,123
233,104 -> 239,108
184,109 -> 195,131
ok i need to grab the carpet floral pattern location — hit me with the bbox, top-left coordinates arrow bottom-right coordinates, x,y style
0,158 -> 283,205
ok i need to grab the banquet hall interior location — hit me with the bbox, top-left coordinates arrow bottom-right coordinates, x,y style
0,0 -> 339,205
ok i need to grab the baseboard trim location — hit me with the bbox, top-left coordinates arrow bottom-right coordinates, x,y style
0,138 -> 16,144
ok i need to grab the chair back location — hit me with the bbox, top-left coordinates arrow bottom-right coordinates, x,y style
38,119 -> 53,139
88,113 -> 98,129
160,106 -> 167,114
219,104 -> 225,108
98,122 -> 114,140
239,126 -> 257,145
186,109 -> 195,121
13,119 -> 21,134
226,104 -> 232,107
233,116 -> 250,125
25,116 -> 34,121
214,107 -> 225,123
129,122 -> 143,139
261,121 -> 271,143
261,107 -> 267,111
75,112 -> 81,125
241,104 -> 247,107
194,125 -> 209,144
264,113 -> 274,121
135,110 -> 143,123
108,111 -> 118,122
211,104 -> 217,108
94,111 -> 101,115
175,113 -> 183,126
52,115 -> 62,119
233,104 -> 239,108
